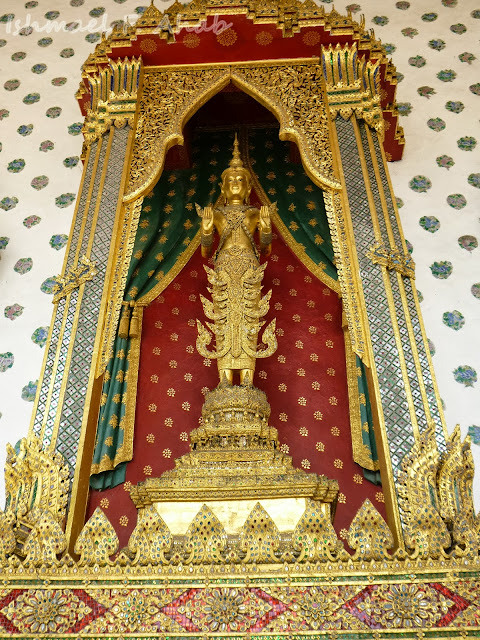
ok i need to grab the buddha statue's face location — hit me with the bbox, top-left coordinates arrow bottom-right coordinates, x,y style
222,170 -> 251,204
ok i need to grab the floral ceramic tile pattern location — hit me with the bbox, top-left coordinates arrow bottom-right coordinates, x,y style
0,0 -> 479,504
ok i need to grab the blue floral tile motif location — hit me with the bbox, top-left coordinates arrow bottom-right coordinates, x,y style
372,16 -> 389,26
471,283 -> 480,300
472,9 -> 480,18
31,326 -> 49,347
384,43 -> 396,54
430,261 -> 453,279
405,239 -> 413,254
445,101 -> 464,114
0,197 -> 19,211
49,234 -> 68,250
428,339 -> 436,356
85,33 -> 101,43
23,93 -> 40,105
409,175 -> 432,192
60,48 -> 75,58
63,156 -> 79,168
31,63 -> 47,74
453,365 -> 477,387
46,107 -> 61,118
397,102 -> 413,115
39,140 -> 54,152
428,39 -> 446,51
418,86 -> 435,99
11,51 -> 26,61
23,215 -> 41,228
13,257 -> 33,275
469,84 -> 480,96
89,6 -> 106,16
31,175 -> 49,190
4,79 -> 20,91
450,23 -> 467,34
65,21 -> 80,31
0,14 -> 15,23
458,235 -> 478,252
4,303 -> 24,320
55,193 -> 76,208
457,137 -> 477,151
0,40 -> 5,48
67,122 -> 82,136
408,56 -> 426,68
71,0 -> 85,5
446,193 -> 466,209
0,353 -> 14,373
437,69 -> 457,82
419,215 -> 440,232
17,124 -> 33,136
422,12 -> 437,21
468,426 -> 480,445
37,37 -> 53,47
21,380 -> 38,401
7,159 -> 26,173
468,173 -> 480,188
459,52 -> 476,64
442,310 -> 465,330
436,155 -> 454,169
0,237 -> 9,250
427,118 -> 446,132
44,10 -> 60,19
40,277 -> 57,294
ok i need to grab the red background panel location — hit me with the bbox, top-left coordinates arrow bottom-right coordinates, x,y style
88,227 -> 386,549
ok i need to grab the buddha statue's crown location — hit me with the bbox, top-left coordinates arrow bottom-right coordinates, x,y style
221,133 -> 252,181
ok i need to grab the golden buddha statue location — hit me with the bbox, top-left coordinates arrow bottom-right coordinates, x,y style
196,134 -> 277,385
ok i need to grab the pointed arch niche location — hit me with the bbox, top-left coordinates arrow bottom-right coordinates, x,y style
85,85 -> 384,547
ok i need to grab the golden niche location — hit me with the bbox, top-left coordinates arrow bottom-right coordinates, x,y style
130,136 -> 338,516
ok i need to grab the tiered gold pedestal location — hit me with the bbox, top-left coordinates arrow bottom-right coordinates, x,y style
130,385 -> 338,537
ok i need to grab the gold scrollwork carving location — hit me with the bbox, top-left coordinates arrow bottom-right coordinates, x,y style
231,62 -> 340,191
397,423 -> 451,559
124,67 -> 231,203
83,57 -> 143,146
4,434 -> 69,556
324,190 -> 369,365
437,426 -> 480,556
74,507 -> 119,566
367,241 -> 415,279
322,43 -> 384,136
52,255 -> 98,303
347,498 -> 394,561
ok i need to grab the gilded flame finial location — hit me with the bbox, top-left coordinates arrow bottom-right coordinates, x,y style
228,132 -> 244,170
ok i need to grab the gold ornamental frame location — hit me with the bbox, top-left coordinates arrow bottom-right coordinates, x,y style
83,56 -> 411,550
